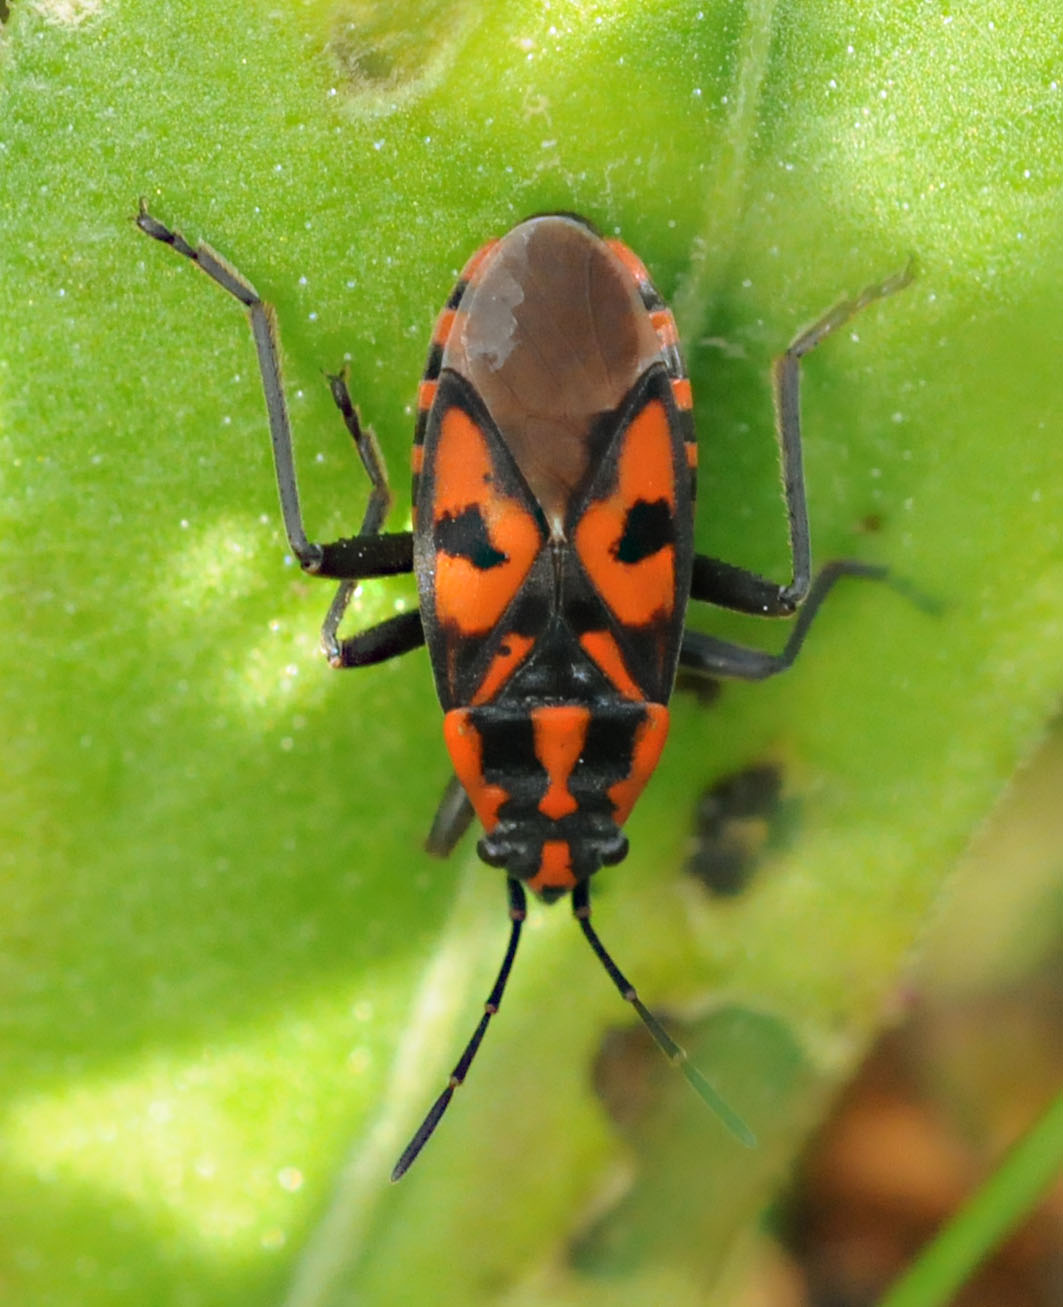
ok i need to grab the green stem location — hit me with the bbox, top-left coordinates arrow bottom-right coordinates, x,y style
878,1093 -> 1063,1307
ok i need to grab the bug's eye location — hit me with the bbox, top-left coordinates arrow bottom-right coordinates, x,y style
613,498 -> 674,564
598,833 -> 629,866
476,835 -> 510,868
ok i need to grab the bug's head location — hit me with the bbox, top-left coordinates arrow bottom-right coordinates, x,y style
443,700 -> 668,900
477,821 -> 629,902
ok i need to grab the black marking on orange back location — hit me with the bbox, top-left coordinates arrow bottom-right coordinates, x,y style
415,216 -> 695,771
447,699 -> 663,891
566,366 -> 694,705
415,370 -> 550,708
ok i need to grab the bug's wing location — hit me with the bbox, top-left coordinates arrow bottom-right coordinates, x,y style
415,371 -> 550,710
568,365 -> 694,707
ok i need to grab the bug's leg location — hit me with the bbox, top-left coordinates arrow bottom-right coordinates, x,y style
424,774 -> 476,857
391,877 -> 527,1181
315,367 -> 425,664
325,366 -> 392,536
322,601 -> 425,669
135,203 -> 413,586
692,259 -> 915,619
680,559 -> 886,680
572,882 -> 755,1147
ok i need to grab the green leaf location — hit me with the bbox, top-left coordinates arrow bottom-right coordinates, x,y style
878,1094 -> 1063,1307
1,3 -> 1060,1305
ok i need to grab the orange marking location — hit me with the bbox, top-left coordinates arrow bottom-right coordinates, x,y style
433,407 -> 543,635
579,630 -> 644,700
527,841 -> 577,894
606,237 -> 650,288
417,379 -> 438,412
685,441 -> 698,469
471,633 -> 535,705
650,309 -> 679,347
434,304 -> 465,347
432,307 -> 461,347
607,705 -> 669,825
442,710 -> 507,832
459,238 -> 499,285
671,377 -> 693,410
574,399 -> 676,626
410,444 -> 424,475
531,705 -> 590,821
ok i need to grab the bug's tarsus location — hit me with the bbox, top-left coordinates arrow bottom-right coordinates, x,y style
323,366 -> 393,537
881,571 -> 946,617
317,364 -> 399,659
571,882 -> 757,1148
391,877 -> 527,1181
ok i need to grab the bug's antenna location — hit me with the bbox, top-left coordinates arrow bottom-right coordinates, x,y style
572,881 -> 757,1148
391,877 -> 527,1181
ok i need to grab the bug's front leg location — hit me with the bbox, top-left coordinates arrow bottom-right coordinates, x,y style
423,773 -> 476,857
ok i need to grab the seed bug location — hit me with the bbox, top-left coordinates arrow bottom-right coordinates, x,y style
136,203 -> 911,1178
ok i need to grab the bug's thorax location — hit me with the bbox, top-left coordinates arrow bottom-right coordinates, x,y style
443,697 -> 670,899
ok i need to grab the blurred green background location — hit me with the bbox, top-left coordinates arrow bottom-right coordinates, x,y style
1,2 -> 1060,1304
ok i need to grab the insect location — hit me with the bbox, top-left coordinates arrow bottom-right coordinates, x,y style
136,203 -> 911,1179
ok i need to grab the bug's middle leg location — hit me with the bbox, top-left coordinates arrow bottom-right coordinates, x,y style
316,367 -> 424,665
680,559 -> 887,681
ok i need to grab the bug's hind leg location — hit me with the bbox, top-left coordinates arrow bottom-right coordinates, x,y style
136,203 -> 420,668
690,260 -> 915,621
135,203 -> 414,586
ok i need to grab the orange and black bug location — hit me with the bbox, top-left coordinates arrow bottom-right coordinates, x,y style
136,205 -> 911,1179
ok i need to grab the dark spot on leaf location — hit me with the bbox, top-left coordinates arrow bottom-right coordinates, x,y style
327,2 -> 472,114
685,763 -> 786,897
